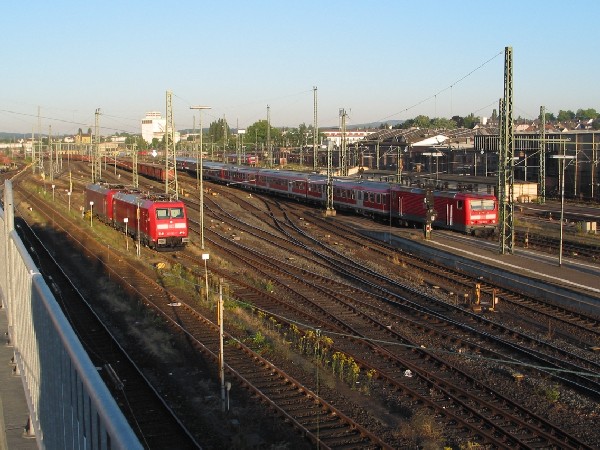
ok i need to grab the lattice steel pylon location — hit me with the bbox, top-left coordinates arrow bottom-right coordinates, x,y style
539,106 -> 546,204
313,86 -> 318,171
165,91 -> 178,199
92,108 -> 102,183
498,46 -> 514,254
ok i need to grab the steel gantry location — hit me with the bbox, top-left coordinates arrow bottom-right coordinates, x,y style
313,86 -> 318,171
498,46 -> 515,255
92,108 -> 102,183
165,91 -> 178,199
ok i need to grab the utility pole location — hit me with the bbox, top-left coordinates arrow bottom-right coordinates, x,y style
132,141 -> 139,188
218,279 -> 226,412
165,91 -> 178,199
313,86 -> 318,170
48,125 -> 53,183
267,105 -> 272,167
31,127 -> 36,174
38,106 -> 43,174
339,109 -> 348,176
325,141 -> 336,217
539,106 -> 546,204
190,105 -> 212,250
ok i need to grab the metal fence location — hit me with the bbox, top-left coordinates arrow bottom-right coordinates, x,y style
1,179 -> 142,450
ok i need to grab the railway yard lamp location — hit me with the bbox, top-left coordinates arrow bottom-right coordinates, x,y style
51,184 -> 55,201
551,153 -> 575,267
124,217 -> 129,251
136,201 -> 141,258
190,105 -> 212,250
67,190 -> 71,211
89,201 -> 94,227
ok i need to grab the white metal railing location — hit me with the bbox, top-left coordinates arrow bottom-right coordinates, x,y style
1,180 -> 142,450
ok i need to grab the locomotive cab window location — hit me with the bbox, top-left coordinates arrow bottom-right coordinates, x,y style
156,208 -> 169,219
170,208 -> 184,218
470,199 -> 495,211
457,200 -> 463,210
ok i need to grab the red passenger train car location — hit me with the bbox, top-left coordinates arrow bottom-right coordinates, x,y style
179,159 -> 498,235
85,184 -> 189,249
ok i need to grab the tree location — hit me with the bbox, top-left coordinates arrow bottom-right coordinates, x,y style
462,113 -> 479,129
431,117 -> 456,130
557,110 -> 575,121
413,115 -> 431,129
207,118 -> 231,145
246,119 -> 281,147
544,112 -> 556,121
576,108 -> 598,120
451,116 -> 465,128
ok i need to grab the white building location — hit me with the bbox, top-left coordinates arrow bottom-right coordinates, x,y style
141,111 -> 181,144
141,112 -> 166,143
321,130 -> 374,147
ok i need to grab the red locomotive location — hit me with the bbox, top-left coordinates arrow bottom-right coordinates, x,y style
85,183 -> 189,249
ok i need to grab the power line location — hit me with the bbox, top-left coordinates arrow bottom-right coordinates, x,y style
378,49 -> 504,122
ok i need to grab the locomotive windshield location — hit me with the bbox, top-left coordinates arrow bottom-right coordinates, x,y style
156,207 -> 185,219
469,199 -> 495,211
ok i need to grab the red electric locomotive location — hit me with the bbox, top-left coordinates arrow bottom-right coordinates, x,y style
112,191 -> 188,249
390,186 -> 497,235
85,183 -> 189,250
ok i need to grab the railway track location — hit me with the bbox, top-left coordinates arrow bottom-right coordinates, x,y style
12,185 -> 201,449
11,167 -> 600,447
11,175 -> 392,449
191,185 -> 600,447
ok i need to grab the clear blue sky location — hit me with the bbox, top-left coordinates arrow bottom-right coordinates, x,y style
1,0 -> 598,135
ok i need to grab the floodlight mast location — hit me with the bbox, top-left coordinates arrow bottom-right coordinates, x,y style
190,106 -> 212,249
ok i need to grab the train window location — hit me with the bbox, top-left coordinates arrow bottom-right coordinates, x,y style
470,199 -> 495,211
358,191 -> 362,201
376,194 -> 381,204
457,200 -> 463,210
156,208 -> 169,219
170,208 -> 184,218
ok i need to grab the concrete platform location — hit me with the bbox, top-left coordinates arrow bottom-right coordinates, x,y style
340,216 -> 600,315
0,307 -> 38,450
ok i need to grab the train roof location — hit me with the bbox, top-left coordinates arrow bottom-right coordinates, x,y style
86,183 -> 123,194
333,178 -> 391,192
113,191 -> 185,207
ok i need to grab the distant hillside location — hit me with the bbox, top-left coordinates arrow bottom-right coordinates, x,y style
0,132 -> 28,141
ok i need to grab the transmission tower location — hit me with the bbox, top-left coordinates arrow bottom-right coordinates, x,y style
498,46 -> 514,255
165,91 -> 178,199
